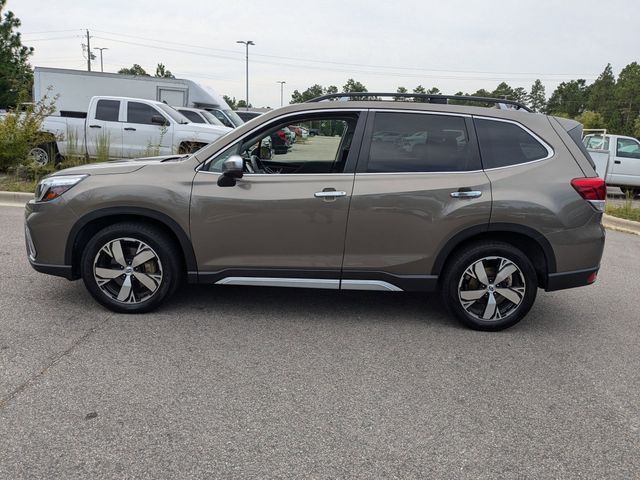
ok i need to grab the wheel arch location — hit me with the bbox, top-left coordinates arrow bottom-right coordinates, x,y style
432,223 -> 557,288
65,207 -> 197,280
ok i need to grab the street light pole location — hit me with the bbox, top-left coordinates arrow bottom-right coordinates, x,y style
277,81 -> 286,107
94,47 -> 108,72
236,40 -> 255,111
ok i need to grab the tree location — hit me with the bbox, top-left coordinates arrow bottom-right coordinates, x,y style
236,99 -> 252,109
575,111 -> 605,129
546,79 -> 588,117
512,87 -> 529,106
613,62 -> 640,135
342,78 -> 368,101
290,84 -> 324,103
118,64 -> 149,76
223,95 -> 237,110
0,0 -> 34,109
426,87 -> 441,95
491,82 -> 515,99
325,85 -> 338,95
155,63 -> 174,78
394,86 -> 408,101
412,85 -> 427,102
529,79 -> 546,112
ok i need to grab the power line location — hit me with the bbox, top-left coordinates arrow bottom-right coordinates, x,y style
23,35 -> 79,42
92,29 -> 598,78
21,29 -> 82,35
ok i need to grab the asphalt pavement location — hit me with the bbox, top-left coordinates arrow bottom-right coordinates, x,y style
0,206 -> 639,479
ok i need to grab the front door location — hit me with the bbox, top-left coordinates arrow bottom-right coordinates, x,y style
122,100 -> 172,158
190,111 -> 366,287
611,137 -> 640,187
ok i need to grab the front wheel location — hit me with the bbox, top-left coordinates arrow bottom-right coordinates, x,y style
441,241 -> 538,331
81,223 -> 181,313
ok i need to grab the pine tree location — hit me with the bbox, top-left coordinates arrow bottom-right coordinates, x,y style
529,79 -> 546,113
0,0 -> 34,109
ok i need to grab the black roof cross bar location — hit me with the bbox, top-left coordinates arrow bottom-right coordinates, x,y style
306,92 -> 532,112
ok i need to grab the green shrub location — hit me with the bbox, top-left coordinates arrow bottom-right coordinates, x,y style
0,91 -> 57,171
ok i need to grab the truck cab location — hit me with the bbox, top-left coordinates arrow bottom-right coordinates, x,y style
583,132 -> 640,196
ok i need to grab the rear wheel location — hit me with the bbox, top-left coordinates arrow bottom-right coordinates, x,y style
441,241 -> 538,331
28,142 -> 58,166
81,223 -> 181,313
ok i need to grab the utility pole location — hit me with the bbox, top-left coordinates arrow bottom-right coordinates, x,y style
277,81 -> 286,107
236,40 -> 255,111
86,29 -> 92,72
94,47 -> 108,72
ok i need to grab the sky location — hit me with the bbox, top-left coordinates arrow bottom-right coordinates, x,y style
9,0 -> 640,109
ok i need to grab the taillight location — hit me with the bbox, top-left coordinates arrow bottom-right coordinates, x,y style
571,177 -> 606,211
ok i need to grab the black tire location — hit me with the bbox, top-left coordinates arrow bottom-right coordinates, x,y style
441,241 -> 538,331
620,186 -> 639,198
28,142 -> 58,166
81,222 -> 181,313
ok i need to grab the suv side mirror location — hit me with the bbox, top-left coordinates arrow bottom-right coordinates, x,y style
217,155 -> 244,187
151,114 -> 168,126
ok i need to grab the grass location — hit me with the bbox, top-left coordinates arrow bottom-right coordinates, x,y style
606,190 -> 640,221
0,176 -> 37,193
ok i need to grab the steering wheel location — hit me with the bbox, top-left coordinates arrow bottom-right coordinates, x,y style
250,154 -> 265,173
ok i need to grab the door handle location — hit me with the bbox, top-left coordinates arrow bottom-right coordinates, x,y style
614,160 -> 621,164
450,190 -> 482,199
124,127 -> 137,131
89,125 -> 101,129
314,190 -> 347,198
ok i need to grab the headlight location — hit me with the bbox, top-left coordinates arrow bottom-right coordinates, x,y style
35,174 -> 88,202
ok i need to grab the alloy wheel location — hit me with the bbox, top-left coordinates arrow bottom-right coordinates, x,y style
93,237 -> 163,304
458,256 -> 526,321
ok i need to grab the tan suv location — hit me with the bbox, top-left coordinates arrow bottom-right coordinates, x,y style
24,93 -> 606,330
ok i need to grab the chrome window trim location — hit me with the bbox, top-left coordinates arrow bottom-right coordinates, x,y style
199,108 -> 366,171
355,170 -> 484,176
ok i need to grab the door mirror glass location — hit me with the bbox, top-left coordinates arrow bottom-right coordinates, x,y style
217,155 -> 244,187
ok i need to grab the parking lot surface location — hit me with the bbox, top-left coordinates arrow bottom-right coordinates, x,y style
1,206 -> 639,479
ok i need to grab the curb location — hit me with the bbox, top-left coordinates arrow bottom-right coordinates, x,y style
0,191 -> 32,207
602,213 -> 640,236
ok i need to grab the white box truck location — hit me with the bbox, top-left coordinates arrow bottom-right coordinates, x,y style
33,67 -> 244,128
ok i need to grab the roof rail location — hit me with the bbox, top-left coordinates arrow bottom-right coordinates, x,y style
306,92 -> 532,112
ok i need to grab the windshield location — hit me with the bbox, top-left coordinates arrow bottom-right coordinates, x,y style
223,109 -> 244,127
157,104 -> 190,124
201,110 -> 225,126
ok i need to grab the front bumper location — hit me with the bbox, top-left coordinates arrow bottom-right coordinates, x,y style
28,259 -> 75,280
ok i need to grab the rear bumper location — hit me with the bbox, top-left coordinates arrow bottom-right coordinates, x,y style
545,267 -> 599,291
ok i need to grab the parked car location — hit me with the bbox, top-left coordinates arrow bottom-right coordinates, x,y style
308,128 -> 320,136
174,107 -> 228,127
583,132 -> 640,197
33,96 -> 232,164
25,93 -> 605,331
236,111 -> 264,122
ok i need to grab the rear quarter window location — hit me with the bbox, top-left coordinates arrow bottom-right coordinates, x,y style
475,118 -> 549,169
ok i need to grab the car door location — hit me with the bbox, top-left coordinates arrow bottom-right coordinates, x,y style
342,110 -> 492,291
610,137 -> 640,186
86,99 -> 123,159
122,101 -> 172,158
190,110 -> 366,287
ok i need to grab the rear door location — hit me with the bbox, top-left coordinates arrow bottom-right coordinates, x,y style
610,137 -> 640,186
342,110 -> 491,290
86,99 -> 123,159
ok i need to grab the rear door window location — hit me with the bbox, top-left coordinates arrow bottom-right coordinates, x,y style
366,112 -> 480,173
95,100 -> 120,122
475,118 -> 549,169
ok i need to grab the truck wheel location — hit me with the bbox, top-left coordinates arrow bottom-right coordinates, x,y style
620,186 -> 639,198
80,222 -> 182,313
28,142 -> 58,166
441,241 -> 538,331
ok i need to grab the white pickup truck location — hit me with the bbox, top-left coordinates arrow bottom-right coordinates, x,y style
35,96 -> 232,164
583,132 -> 640,196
